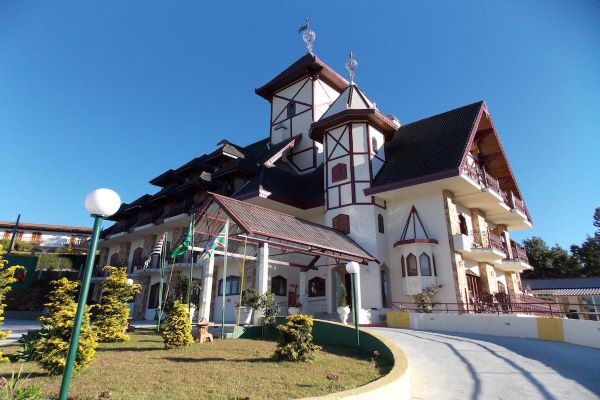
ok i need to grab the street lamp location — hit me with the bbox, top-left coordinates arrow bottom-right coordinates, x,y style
59,188 -> 121,400
346,261 -> 360,350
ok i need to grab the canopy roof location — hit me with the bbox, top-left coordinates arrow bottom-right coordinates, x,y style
190,193 -> 375,266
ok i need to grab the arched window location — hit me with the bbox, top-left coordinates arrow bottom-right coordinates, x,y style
271,275 -> 287,296
406,254 -> 418,276
331,163 -> 348,183
109,253 -> 120,267
458,214 -> 469,235
218,275 -> 241,296
380,265 -> 390,308
132,247 -> 144,268
308,277 -> 326,297
378,214 -> 384,234
148,283 -> 160,309
332,214 -> 350,234
419,253 -> 432,276
287,102 -> 296,119
401,256 -> 406,277
371,136 -> 378,153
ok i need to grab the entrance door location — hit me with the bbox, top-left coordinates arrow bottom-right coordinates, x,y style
344,273 -> 353,307
466,274 -> 481,301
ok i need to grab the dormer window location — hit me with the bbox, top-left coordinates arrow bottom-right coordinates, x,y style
287,102 -> 296,119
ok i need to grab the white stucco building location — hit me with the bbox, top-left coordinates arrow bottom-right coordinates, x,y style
98,44 -> 532,324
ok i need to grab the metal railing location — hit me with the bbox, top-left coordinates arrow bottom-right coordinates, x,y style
471,229 -> 505,253
507,241 -> 529,264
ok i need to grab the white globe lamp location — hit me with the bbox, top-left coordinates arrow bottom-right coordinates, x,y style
84,188 -> 121,217
346,261 -> 360,274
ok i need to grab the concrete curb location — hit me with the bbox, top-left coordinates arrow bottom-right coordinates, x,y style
303,320 -> 410,400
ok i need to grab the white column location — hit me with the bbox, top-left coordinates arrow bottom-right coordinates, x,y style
354,269 -> 363,323
299,269 -> 308,313
326,267 -> 334,314
199,254 -> 214,321
256,243 -> 269,294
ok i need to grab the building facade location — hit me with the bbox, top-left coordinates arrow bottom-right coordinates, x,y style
98,48 -> 533,323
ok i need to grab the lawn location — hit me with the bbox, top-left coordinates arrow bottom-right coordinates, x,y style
0,330 -> 391,400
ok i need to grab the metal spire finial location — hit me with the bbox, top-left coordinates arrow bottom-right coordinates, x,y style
345,51 -> 358,84
299,18 -> 316,54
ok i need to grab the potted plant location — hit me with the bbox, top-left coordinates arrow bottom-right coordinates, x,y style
288,303 -> 301,315
337,283 -> 351,324
236,288 -> 261,325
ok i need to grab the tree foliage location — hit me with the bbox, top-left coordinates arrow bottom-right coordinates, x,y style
0,245 -> 23,362
161,300 -> 194,349
274,314 -> 320,362
93,266 -> 141,342
570,207 -> 600,277
33,278 -> 97,374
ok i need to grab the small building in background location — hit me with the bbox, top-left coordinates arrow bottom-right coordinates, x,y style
523,277 -> 600,321
0,221 -> 92,254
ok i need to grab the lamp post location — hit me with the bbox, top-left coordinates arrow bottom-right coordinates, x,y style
58,188 -> 121,400
346,261 -> 360,350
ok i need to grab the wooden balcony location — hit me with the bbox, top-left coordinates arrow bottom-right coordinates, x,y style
498,241 -> 532,272
456,159 -> 531,230
453,229 -> 507,263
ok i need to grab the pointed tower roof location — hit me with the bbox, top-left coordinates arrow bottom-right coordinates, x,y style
255,53 -> 348,101
393,206 -> 438,247
309,82 -> 399,143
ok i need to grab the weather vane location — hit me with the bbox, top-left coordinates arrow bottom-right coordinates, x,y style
299,18 -> 316,54
345,51 -> 357,83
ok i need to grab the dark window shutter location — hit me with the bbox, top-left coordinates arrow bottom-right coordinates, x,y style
332,214 -> 350,234
331,163 -> 348,183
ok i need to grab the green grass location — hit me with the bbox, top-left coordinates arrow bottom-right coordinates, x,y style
0,330 -> 391,400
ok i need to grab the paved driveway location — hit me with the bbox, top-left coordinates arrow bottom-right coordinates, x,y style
370,328 -> 600,400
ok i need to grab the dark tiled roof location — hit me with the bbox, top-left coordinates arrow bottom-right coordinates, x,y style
235,164 -> 323,209
371,101 -> 484,190
211,193 -> 373,261
523,278 -> 600,290
255,53 -> 348,100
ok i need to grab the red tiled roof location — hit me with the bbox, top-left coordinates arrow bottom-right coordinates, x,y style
0,221 -> 92,234
210,193 -> 374,262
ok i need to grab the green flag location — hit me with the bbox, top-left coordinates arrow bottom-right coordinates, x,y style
170,217 -> 193,259
201,223 -> 228,260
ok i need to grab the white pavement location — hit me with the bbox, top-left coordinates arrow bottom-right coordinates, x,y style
371,327 -> 600,400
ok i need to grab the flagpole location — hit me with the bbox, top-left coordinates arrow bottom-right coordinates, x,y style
157,233 -> 166,332
188,215 -> 195,318
220,219 -> 229,339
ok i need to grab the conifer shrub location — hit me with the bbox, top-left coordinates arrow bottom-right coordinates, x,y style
0,244 -> 24,362
161,300 -> 193,349
93,266 -> 140,342
274,314 -> 321,362
33,278 -> 97,374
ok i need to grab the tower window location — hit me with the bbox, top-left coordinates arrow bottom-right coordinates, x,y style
287,102 -> 296,119
419,253 -> 432,276
407,253 -> 418,276
331,163 -> 347,183
378,214 -> 384,234
332,214 -> 350,234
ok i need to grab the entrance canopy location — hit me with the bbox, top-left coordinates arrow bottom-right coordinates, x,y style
191,193 -> 375,268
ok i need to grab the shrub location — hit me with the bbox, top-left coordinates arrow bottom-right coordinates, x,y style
14,330 -> 41,362
240,288 -> 261,310
259,291 -> 279,326
0,367 -> 44,400
33,278 -> 97,374
93,266 -> 140,342
339,283 -> 348,307
0,245 -> 24,362
413,284 -> 443,313
274,314 -> 320,362
161,300 -> 193,349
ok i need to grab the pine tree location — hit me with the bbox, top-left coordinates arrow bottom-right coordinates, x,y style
33,278 -> 97,374
161,300 -> 193,349
93,266 -> 141,342
0,245 -> 23,362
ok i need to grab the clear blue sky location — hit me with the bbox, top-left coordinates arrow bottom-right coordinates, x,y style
1,1 -> 598,249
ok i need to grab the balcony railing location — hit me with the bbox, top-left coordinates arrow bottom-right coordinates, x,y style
471,230 -> 506,253
507,241 -> 529,264
461,158 -> 530,220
